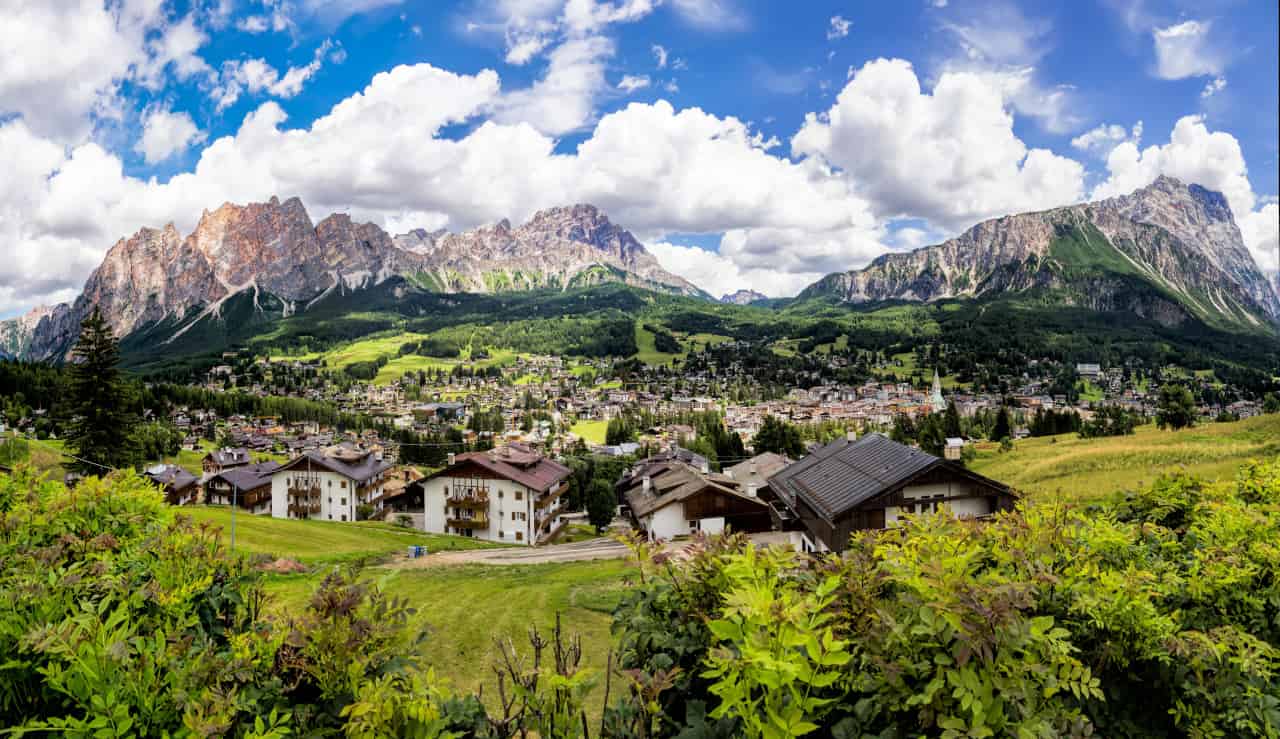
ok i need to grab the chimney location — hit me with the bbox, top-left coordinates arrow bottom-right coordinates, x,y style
642,476 -> 651,493
746,483 -> 757,498
748,461 -> 756,476
447,452 -> 455,467
847,430 -> 858,443
700,461 -> 710,475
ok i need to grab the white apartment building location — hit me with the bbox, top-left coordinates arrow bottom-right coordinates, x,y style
415,444 -> 571,545
270,446 -> 392,522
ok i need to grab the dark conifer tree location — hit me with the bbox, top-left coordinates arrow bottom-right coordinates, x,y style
990,407 -> 1012,442
65,307 -> 140,473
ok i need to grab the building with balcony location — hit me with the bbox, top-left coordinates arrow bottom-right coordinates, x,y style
413,443 -> 571,545
269,445 -> 393,522
206,460 -> 281,514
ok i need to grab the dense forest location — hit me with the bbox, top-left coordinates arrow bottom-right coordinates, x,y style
1,457 -> 1276,736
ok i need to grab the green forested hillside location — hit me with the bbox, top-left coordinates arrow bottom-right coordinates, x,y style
112,279 -> 1280,390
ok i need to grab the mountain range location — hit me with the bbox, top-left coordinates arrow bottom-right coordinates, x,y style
801,176 -> 1280,331
1,175 -> 1276,364
4,200 -> 704,361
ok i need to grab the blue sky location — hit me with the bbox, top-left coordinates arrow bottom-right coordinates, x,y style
0,0 -> 1276,315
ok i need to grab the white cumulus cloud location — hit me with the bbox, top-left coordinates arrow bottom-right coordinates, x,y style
792,58 -> 1085,232
135,108 -> 207,164
617,74 -> 651,92
1152,20 -> 1223,79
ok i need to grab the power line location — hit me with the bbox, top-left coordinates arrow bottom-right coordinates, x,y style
21,435 -> 114,472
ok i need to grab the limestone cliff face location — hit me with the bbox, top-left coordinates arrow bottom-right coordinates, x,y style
799,176 -> 1280,330
391,204 -> 704,296
0,304 -> 54,358
11,200 -> 703,360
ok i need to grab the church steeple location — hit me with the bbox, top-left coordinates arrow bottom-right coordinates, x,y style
929,369 -> 946,413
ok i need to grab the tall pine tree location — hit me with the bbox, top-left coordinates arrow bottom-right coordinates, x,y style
990,407 -> 1012,442
65,307 -> 140,474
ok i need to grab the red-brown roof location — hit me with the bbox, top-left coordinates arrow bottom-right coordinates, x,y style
432,446 -> 571,492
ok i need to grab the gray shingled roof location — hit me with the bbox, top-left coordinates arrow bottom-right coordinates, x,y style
767,433 -> 940,520
212,461 -> 281,493
277,449 -> 393,484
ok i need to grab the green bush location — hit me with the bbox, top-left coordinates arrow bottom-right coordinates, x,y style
608,459 -> 1280,737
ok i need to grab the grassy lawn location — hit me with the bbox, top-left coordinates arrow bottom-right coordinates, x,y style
685,332 -> 733,353
570,419 -> 608,445
264,559 -> 632,713
770,339 -> 799,357
6,437 -> 69,477
970,414 -> 1280,504
881,352 -> 963,389
1075,379 -> 1105,403
183,506 -> 503,564
374,348 -> 519,385
633,322 -> 680,366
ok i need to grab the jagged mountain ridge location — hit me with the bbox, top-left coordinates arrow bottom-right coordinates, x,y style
799,176 -> 1280,331
719,289 -> 768,305
8,199 -> 706,360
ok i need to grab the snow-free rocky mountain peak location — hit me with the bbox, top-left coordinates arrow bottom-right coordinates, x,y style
719,289 -> 768,305
7,200 -> 706,360
799,176 -> 1280,331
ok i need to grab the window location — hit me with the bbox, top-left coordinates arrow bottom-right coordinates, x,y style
341,514 -> 347,522
515,491 -> 523,501
516,532 -> 523,541
340,480 -> 347,489
341,498 -> 347,506
499,530 -> 505,538
512,511 -> 517,520
689,520 -> 700,532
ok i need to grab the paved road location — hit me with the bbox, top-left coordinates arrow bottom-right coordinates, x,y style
394,537 -> 631,568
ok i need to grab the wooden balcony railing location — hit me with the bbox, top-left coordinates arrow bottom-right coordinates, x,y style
447,491 -> 489,507
447,514 -> 489,529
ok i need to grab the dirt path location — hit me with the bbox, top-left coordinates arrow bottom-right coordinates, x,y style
393,537 -> 632,568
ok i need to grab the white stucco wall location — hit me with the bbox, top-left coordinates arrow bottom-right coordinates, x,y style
699,516 -> 726,535
885,482 -> 992,526
645,504 -> 688,540
271,468 -> 382,522
419,475 -> 538,545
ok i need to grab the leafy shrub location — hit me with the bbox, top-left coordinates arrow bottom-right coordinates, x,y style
609,460 -> 1280,738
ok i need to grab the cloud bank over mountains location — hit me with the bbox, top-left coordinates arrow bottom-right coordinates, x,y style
0,0 -> 1275,315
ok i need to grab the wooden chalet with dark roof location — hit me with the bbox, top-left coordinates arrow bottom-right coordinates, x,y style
206,461 -> 281,515
143,464 -> 200,506
616,448 -> 772,540
769,433 -> 1016,553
